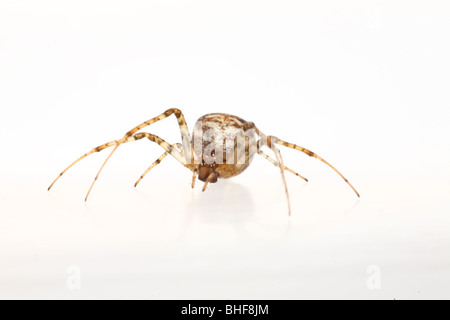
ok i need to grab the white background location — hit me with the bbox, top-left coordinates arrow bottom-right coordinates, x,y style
0,0 -> 449,299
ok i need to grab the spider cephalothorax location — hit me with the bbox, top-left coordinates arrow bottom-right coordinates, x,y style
48,108 -> 359,214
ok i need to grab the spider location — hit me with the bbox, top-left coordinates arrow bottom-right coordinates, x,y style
48,108 -> 359,214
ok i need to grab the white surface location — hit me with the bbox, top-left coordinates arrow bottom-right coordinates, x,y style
0,0 -> 449,299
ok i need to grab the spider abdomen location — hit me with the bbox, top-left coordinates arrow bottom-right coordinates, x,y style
192,113 -> 257,182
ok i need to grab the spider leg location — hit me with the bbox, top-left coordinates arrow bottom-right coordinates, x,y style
273,146 -> 291,215
83,132 -> 186,200
244,122 -> 359,198
270,136 -> 360,198
49,133 -> 187,197
202,173 -> 216,192
134,143 -> 182,187
191,168 -> 198,189
49,135 -> 148,191
85,108 -> 192,201
242,129 -> 291,215
256,140 -> 308,182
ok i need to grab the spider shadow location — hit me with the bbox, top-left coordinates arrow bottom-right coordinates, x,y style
186,179 -> 255,224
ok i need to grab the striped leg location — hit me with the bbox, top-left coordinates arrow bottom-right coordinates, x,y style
133,132 -> 186,164
268,135 -> 360,198
134,143 -> 182,187
48,133 -> 186,196
256,140 -> 308,182
85,109 -> 192,201
244,122 -> 291,215
49,135 -> 144,191
244,121 -> 359,198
